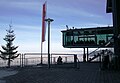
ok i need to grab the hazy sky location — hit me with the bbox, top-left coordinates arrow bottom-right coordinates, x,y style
0,0 -> 112,54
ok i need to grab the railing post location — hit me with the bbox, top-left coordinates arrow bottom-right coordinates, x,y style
20,53 -> 21,67
21,53 -> 25,68
65,57 -> 67,63
53,57 -> 56,64
74,54 -> 77,68
99,53 -> 102,70
51,54 -> 52,64
83,48 -> 86,62
22,54 -> 23,67
87,48 -> 89,62
24,54 -> 26,67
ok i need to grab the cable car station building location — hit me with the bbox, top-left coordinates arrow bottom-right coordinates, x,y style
61,26 -> 113,48
61,0 -> 120,69
61,26 -> 114,62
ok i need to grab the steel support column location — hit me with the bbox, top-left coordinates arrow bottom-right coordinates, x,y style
112,0 -> 120,69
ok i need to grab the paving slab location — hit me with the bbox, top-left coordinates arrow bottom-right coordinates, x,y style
3,63 -> 120,83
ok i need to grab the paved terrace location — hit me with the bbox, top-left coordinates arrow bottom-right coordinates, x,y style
2,62 -> 120,83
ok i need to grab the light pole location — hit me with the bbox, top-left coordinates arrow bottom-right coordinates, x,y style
45,18 -> 54,68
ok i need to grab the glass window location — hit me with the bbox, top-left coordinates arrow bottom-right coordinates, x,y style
97,34 -> 106,45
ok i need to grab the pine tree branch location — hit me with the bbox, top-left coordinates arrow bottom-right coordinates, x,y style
1,46 -> 9,51
0,55 -> 8,60
11,54 -> 20,59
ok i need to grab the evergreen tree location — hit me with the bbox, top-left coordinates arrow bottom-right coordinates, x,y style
0,25 -> 19,67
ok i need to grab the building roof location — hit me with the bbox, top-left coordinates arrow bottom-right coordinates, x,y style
61,26 -> 113,32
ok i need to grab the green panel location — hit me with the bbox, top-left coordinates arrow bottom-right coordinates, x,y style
61,27 -> 114,48
96,34 -> 106,45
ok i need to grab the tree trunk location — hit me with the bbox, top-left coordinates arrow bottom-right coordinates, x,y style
7,56 -> 11,68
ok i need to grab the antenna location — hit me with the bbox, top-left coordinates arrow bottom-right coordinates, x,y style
66,25 -> 69,30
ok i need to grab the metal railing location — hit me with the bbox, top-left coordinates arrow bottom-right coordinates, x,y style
0,53 -> 77,68
88,37 -> 114,61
